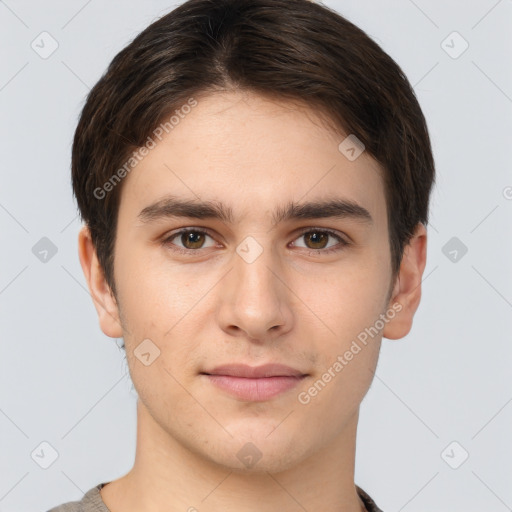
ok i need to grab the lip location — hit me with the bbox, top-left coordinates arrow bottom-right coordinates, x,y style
201,364 -> 308,401
204,363 -> 306,378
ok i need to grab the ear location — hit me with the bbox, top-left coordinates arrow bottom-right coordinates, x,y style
382,223 -> 428,340
77,225 -> 123,338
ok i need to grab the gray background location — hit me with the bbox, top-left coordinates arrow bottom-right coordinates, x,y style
1,0 -> 511,511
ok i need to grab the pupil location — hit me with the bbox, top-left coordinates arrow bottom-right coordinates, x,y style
308,232 -> 327,249
183,232 -> 204,248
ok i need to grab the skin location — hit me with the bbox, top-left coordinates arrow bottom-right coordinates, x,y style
78,90 -> 427,512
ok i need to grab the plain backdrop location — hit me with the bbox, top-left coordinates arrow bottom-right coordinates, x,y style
1,1 -> 511,511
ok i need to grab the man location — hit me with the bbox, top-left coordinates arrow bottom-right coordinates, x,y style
49,0 -> 434,510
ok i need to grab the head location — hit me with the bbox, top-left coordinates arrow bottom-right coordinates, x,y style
76,0 -> 434,473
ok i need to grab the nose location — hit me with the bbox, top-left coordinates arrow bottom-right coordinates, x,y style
215,240 -> 294,343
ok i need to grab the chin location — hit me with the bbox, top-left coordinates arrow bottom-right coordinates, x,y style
203,428 -> 314,475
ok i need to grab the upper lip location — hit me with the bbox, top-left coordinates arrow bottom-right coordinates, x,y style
202,363 -> 307,378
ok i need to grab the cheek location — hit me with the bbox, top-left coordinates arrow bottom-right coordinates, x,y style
115,243 -> 198,332
292,258 -> 389,410
298,260 -> 390,344
295,341 -> 379,445
294,266 -> 386,418
115,253 -> 218,384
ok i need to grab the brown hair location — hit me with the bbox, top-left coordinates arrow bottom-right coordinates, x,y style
72,0 -> 435,298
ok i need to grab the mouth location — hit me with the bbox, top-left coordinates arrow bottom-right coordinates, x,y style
200,363 -> 309,401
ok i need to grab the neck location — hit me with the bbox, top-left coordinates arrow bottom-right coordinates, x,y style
101,400 -> 367,512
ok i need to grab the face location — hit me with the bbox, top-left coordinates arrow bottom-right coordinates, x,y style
96,91 -> 399,472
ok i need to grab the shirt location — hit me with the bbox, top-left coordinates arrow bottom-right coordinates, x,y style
47,482 -> 384,511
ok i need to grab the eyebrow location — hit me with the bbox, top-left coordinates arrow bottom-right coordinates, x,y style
137,194 -> 373,227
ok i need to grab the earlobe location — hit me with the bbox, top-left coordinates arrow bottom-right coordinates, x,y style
77,225 -> 124,339
382,223 -> 428,340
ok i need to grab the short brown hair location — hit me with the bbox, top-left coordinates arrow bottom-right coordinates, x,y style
72,0 -> 435,298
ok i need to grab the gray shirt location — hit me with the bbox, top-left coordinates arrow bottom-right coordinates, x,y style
47,482 -> 384,512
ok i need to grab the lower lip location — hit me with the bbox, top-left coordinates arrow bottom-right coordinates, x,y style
203,374 -> 306,401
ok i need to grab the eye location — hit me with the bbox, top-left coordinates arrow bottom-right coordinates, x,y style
161,227 -> 349,256
291,228 -> 348,254
162,228 -> 217,254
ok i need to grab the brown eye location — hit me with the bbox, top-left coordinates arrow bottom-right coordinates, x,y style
162,228 -> 216,254
303,231 -> 330,250
292,228 -> 348,254
180,231 -> 206,249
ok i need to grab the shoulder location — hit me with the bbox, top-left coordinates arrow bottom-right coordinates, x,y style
46,483 -> 110,512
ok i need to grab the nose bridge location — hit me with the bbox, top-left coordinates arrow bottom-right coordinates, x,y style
233,234 -> 281,308
217,234 -> 292,338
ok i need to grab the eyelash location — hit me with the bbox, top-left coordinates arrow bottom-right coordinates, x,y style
161,227 -> 349,256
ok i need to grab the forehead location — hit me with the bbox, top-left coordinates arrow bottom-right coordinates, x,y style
118,91 -> 387,227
